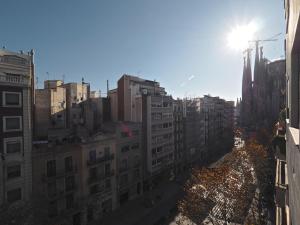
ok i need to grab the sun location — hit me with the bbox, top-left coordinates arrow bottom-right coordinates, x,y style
227,21 -> 258,51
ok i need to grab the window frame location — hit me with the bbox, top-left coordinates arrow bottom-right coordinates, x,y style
3,137 -> 23,154
3,116 -> 22,132
6,164 -> 21,180
6,187 -> 22,203
2,91 -> 22,107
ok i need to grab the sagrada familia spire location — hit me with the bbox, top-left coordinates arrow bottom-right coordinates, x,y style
241,48 -> 253,128
240,41 -> 286,130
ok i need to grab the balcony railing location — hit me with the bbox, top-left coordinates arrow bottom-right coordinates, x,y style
47,185 -> 78,200
43,166 -> 78,182
87,153 -> 114,166
0,74 -> 31,86
88,170 -> 115,184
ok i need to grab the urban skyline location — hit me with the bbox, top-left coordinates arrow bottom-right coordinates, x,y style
1,1 -> 296,225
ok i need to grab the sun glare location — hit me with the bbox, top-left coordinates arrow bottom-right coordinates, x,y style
227,21 -> 258,51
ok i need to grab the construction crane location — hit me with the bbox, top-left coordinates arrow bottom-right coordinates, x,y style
248,32 -> 281,52
242,33 -> 282,57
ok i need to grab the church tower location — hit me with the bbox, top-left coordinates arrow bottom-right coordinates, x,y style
241,49 -> 253,128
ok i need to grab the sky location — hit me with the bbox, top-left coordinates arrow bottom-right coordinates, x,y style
0,0 -> 285,101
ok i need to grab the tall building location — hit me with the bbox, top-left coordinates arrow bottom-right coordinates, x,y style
282,0 -> 300,224
240,44 -> 286,131
32,142 -> 83,225
35,80 -> 67,138
116,74 -> 174,188
173,99 -> 185,173
35,80 -> 103,141
183,98 -> 205,166
0,49 -> 34,206
241,50 -> 253,128
102,122 -> 143,206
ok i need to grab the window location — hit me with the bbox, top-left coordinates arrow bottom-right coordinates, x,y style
47,160 -> 56,177
89,167 -> 97,180
3,92 -> 21,107
121,131 -> 129,138
89,184 -> 99,195
7,188 -> 22,203
120,159 -> 128,170
105,163 -> 111,176
65,176 -> 75,191
65,156 -> 73,172
132,130 -> 139,136
4,137 -> 22,154
87,206 -> 94,222
105,179 -> 111,189
131,143 -> 139,150
120,174 -> 128,186
47,181 -> 57,197
66,194 -> 74,209
104,147 -> 110,156
134,169 -> 140,179
48,201 -> 58,217
121,145 -> 130,153
89,150 -> 96,162
7,165 -> 21,179
3,116 -> 22,132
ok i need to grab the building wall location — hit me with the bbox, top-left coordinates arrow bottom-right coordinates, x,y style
35,85 -> 66,138
32,143 -> 83,225
115,122 -> 143,206
108,89 -> 118,122
80,134 -> 117,224
285,0 -> 300,224
143,95 -> 174,176
0,49 -> 33,206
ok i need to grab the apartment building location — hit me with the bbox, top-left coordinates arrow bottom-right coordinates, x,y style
62,82 -> 89,129
183,98 -> 205,166
35,80 -> 66,138
116,75 -> 174,187
108,89 -> 118,122
102,122 -> 143,205
32,142 -> 82,225
142,94 -> 174,187
81,133 -> 117,224
173,99 -> 185,173
35,80 -> 102,141
0,49 -> 34,206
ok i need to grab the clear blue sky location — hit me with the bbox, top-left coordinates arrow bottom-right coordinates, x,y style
0,0 -> 285,101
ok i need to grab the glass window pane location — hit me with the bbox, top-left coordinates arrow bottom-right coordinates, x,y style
6,141 -> 21,153
7,188 -> 21,203
5,93 -> 20,106
6,118 -> 21,130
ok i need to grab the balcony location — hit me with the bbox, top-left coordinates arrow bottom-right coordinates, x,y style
47,185 -> 78,200
275,158 -> 288,208
43,166 -> 78,182
87,153 -> 114,166
88,170 -> 115,184
0,74 -> 31,87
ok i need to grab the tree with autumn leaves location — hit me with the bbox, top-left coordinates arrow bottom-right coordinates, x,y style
178,139 -> 270,225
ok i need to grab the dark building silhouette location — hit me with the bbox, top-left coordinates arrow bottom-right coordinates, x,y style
240,45 -> 285,130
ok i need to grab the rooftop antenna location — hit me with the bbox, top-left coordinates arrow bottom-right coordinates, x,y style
107,80 -> 109,97
62,74 -> 65,83
46,72 -> 49,80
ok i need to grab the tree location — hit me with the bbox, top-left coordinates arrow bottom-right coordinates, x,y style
178,141 -> 269,225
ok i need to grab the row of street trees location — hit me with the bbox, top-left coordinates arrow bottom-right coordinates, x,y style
178,139 -> 271,225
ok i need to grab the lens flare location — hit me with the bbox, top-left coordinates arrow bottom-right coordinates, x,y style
227,21 -> 258,51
